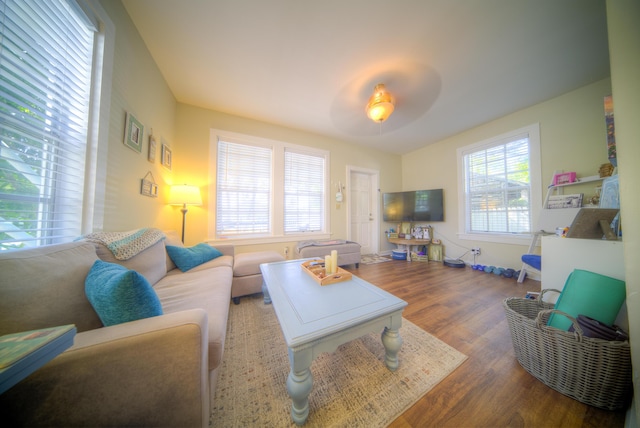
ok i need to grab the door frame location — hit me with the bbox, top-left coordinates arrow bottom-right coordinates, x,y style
346,165 -> 380,255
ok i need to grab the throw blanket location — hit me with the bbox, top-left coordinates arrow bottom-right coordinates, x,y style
297,239 -> 357,250
81,228 -> 165,260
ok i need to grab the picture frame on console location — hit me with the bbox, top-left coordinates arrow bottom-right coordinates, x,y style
599,175 -> 619,209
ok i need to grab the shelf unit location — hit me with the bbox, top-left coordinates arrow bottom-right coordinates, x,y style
517,175 -> 604,283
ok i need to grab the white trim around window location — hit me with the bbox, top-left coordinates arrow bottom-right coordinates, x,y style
456,123 -> 542,246
208,129 -> 331,245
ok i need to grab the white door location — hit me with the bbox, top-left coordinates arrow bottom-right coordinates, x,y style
348,167 -> 379,255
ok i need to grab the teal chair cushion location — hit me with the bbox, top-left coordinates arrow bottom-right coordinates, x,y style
548,269 -> 626,331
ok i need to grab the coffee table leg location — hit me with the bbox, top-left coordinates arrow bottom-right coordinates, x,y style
381,327 -> 403,371
262,281 -> 271,304
287,350 -> 313,425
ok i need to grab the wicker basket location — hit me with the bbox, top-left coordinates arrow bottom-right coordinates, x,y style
503,290 -> 632,410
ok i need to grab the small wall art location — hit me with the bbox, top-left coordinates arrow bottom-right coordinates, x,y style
148,134 -> 157,163
161,141 -> 172,170
604,95 -> 616,167
124,112 -> 144,153
140,171 -> 158,198
599,175 -> 619,209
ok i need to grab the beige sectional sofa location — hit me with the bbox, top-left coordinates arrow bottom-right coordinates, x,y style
0,230 -> 233,427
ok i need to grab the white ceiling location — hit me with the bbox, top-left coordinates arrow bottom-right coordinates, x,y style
122,0 -> 610,155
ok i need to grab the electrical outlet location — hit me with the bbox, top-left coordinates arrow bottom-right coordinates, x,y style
471,247 -> 481,256
284,247 -> 289,258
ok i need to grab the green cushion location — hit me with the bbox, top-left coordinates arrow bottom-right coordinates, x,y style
85,260 -> 163,326
548,269 -> 626,331
166,243 -> 222,272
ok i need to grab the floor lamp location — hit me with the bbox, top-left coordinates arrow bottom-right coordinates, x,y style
168,184 -> 202,243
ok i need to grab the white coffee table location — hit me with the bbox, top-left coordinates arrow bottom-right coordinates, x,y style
260,259 -> 407,425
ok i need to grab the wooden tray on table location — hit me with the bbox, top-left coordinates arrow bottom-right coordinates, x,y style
301,259 -> 352,286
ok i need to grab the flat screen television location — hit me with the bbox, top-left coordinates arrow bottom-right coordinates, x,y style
382,189 -> 444,222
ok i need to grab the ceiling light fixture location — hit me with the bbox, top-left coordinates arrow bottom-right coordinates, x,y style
366,83 -> 395,123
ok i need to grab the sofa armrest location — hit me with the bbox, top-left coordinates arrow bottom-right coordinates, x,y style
0,309 -> 210,428
214,244 -> 234,257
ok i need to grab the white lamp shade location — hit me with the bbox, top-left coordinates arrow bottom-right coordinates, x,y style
168,185 -> 202,206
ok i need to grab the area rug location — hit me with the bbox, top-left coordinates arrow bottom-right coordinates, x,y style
360,254 -> 392,264
211,294 -> 467,427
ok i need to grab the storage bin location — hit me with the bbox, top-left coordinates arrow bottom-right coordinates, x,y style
391,249 -> 407,260
503,290 -> 632,410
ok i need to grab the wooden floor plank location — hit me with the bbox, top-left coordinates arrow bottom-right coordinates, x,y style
343,259 -> 627,428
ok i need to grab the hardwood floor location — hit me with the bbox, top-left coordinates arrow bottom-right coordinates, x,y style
343,259 -> 627,428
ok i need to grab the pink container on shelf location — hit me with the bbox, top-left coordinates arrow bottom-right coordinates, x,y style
553,172 -> 577,186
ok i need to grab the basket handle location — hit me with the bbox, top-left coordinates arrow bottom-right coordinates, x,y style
539,289 -> 562,304
535,309 -> 585,342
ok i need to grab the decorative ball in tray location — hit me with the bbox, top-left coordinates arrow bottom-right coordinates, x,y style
301,259 -> 352,286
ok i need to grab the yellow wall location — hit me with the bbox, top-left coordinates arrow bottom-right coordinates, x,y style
97,0 -> 637,418
607,0 -> 640,421
97,0 -> 613,267
401,78 -> 613,269
98,0 -> 178,232
173,104 -> 403,252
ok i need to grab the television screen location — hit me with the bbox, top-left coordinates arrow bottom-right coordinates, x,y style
382,189 -> 444,222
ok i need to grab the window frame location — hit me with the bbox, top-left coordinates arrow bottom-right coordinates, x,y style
209,129 -> 331,245
0,0 -> 113,249
456,123 -> 542,245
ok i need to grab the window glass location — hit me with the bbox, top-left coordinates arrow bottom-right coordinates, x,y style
213,131 -> 329,241
0,0 -> 96,250
458,124 -> 541,243
284,149 -> 325,233
216,140 -> 272,236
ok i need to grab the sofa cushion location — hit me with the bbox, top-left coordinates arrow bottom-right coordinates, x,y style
163,230 -> 184,272
0,241 -> 102,335
154,265 -> 233,371
93,240 -> 167,286
233,251 -> 285,277
164,255 -> 233,277
85,260 -> 163,326
166,244 -> 223,272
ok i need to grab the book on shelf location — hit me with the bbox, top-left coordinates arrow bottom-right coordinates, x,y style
547,193 -> 583,209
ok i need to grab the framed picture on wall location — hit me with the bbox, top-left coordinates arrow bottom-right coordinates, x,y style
161,142 -> 172,170
124,112 -> 144,153
148,135 -> 157,163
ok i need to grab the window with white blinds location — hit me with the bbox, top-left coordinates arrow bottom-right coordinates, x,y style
214,131 -> 329,240
284,149 -> 325,233
458,124 -> 541,241
216,140 -> 272,236
0,0 -> 96,250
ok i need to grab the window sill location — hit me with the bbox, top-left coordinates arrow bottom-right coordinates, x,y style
458,232 -> 531,246
207,233 -> 331,247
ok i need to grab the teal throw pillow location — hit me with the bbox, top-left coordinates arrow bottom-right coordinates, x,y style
166,243 -> 223,272
85,260 -> 163,326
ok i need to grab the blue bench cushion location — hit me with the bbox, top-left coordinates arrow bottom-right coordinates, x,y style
521,254 -> 541,270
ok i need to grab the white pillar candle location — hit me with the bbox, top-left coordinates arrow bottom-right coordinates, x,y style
325,255 -> 332,275
331,250 -> 338,274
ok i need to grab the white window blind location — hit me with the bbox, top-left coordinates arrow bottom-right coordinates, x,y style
216,140 -> 272,236
0,0 -> 95,250
284,149 -> 325,233
463,134 -> 532,235
213,130 -> 329,241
